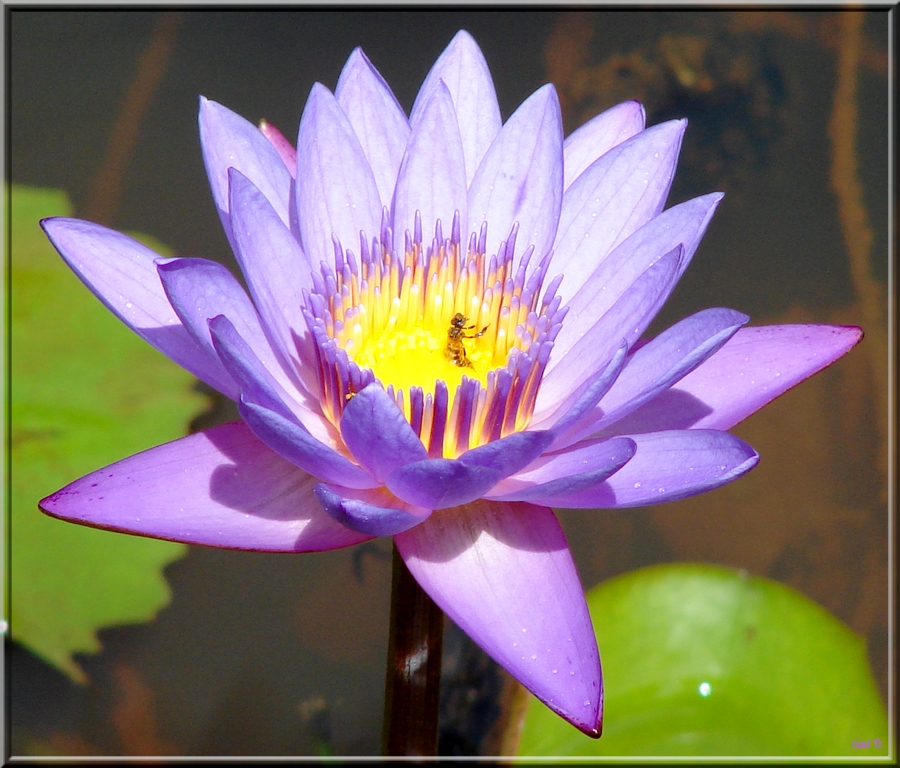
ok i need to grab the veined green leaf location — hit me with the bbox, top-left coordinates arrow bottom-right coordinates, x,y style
10,185 -> 205,682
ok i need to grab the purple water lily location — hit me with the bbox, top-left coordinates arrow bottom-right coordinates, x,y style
39,31 -> 861,737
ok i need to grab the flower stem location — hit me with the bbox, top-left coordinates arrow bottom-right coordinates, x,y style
381,542 -> 444,756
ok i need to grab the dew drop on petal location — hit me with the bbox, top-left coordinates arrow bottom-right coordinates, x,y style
531,654 -> 537,660
633,482 -> 642,489
552,669 -> 557,674
583,700 -> 591,707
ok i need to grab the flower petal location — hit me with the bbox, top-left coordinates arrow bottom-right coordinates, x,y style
335,47 -> 410,208
558,307 -> 749,448
386,458 -> 500,510
607,324 -> 865,434
239,397 -> 378,490
39,217 -> 234,396
536,245 -> 684,420
295,83 -> 382,266
314,483 -> 431,536
228,168 -> 317,392
551,192 -> 723,365
39,422 -> 371,552
563,100 -> 645,190
467,84 -> 564,262
199,97 -> 293,245
396,500 -> 602,737
208,314 -> 333,444
488,436 -> 636,503
531,341 -> 628,441
258,118 -> 297,178
157,256 -> 302,403
550,429 -> 759,508
392,81 -> 467,247
385,430 -> 552,509
410,30 -> 501,187
552,119 -> 687,281
339,384 -> 428,481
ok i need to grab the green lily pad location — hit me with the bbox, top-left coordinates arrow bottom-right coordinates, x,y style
10,184 -> 205,682
518,563 -> 888,758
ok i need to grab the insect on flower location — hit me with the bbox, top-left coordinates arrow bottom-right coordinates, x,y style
445,312 -> 488,368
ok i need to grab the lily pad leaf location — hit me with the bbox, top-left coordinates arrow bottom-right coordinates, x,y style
517,563 -> 888,758
10,184 -> 206,682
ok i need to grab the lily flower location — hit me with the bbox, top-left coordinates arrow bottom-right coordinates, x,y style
39,31 -> 861,737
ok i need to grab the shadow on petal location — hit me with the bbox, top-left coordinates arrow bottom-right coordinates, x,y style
398,498 -> 570,564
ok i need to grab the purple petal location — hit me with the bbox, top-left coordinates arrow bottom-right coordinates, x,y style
239,397 -> 378,490
385,430 -> 552,509
563,100 -> 645,190
39,422 -> 371,552
314,483 -> 431,536
40,217 -> 234,396
550,429 -> 759,508
339,384 -> 428,481
258,119 -> 297,178
335,47 -> 410,207
228,168 -> 318,393
559,307 -> 749,447
209,314 -> 289,415
396,500 -> 602,737
199,97 -> 293,245
552,192 -> 723,362
386,458 -> 501,509
531,342 -> 628,441
552,120 -> 687,280
458,429 -> 553,474
411,30 -> 501,187
607,324 -> 864,434
208,314 -> 333,444
488,436 -> 636,503
295,83 -> 382,267
157,257 -> 305,404
467,84 -> 564,263
392,81 -> 467,248
536,245 -> 684,419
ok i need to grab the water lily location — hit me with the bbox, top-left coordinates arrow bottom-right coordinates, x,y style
39,30 -> 861,739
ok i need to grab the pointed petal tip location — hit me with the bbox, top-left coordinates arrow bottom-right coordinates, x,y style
451,28 -> 477,44
843,324 -> 865,344
444,29 -> 483,56
549,692 -> 603,739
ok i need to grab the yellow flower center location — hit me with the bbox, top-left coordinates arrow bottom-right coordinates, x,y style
307,215 -> 562,457
332,240 -> 529,396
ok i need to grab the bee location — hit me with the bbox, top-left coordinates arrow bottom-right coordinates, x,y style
445,312 -> 488,368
